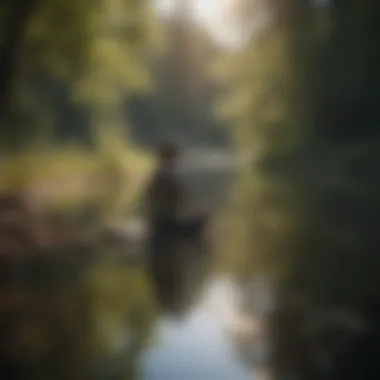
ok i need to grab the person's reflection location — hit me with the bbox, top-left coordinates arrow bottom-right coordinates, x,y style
148,245 -> 208,317
143,141 -> 210,316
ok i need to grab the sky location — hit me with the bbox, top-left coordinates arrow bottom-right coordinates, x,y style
154,0 -> 330,49
154,0 -> 233,22
154,0 -> 252,49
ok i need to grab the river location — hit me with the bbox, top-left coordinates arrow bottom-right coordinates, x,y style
0,244 -> 266,380
140,277 -> 254,380
0,155 -> 267,380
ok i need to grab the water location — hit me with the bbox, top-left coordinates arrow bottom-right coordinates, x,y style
131,153 -> 266,379
0,157 -> 258,379
140,278 -> 253,380
0,244 -> 261,380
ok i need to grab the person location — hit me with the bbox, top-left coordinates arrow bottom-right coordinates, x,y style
145,141 -> 185,237
144,141 -> 208,268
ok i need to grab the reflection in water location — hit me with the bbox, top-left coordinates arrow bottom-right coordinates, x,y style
86,256 -> 157,379
0,245 -> 157,380
207,278 -> 272,380
147,243 -> 209,318
0,160 -> 248,379
0,242 -> 257,380
140,278 -> 252,380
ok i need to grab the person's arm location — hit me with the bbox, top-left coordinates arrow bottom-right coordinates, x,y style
143,175 -> 157,219
144,172 -> 178,219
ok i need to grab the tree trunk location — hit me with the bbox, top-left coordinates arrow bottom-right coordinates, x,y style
0,0 -> 38,129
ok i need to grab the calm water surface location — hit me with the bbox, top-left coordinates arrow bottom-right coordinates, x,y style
0,245 -> 264,380
137,162 -> 254,379
0,164 -> 262,379
140,277 -> 253,380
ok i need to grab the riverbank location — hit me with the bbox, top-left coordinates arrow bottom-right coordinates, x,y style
0,146 -> 152,212
0,146 -> 238,256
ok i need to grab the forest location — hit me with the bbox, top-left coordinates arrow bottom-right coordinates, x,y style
0,0 -> 380,379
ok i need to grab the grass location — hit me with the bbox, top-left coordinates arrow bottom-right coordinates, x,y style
0,145 -> 153,215
0,149 -> 97,190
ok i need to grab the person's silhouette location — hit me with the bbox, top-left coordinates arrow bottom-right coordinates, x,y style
144,142 -> 209,310
145,141 -> 184,234
145,141 -> 208,252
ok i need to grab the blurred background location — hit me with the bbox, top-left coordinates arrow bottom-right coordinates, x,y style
0,0 -> 379,379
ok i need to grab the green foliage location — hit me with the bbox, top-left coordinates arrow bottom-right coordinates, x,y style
0,0 -> 163,152
5,250 -> 156,379
86,259 -> 156,356
128,15 -> 229,147
216,0 -> 380,377
22,0 -> 93,77
216,0 -> 380,312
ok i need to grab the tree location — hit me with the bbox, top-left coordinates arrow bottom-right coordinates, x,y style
215,0 -> 380,378
0,0 -> 93,148
128,7 -> 229,147
0,0 -> 163,150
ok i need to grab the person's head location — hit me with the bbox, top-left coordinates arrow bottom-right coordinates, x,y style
157,141 -> 181,168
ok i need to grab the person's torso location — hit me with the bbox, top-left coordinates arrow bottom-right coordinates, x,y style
147,169 -> 184,225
